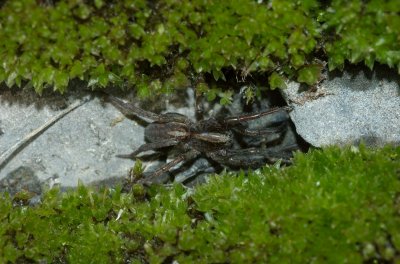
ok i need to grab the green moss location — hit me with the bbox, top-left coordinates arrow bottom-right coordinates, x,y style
2,1 -> 397,99
0,146 -> 399,263
320,0 -> 400,73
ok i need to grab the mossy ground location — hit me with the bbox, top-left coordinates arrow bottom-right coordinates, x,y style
0,0 -> 399,101
1,1 -> 399,263
0,145 -> 399,263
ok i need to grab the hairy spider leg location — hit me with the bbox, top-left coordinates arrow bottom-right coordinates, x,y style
108,95 -> 160,121
109,96 -> 192,123
116,139 -> 179,159
139,149 -> 200,184
224,106 -> 292,126
233,121 -> 288,137
208,147 -> 292,169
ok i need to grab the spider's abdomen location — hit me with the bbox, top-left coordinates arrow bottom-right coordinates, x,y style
145,122 -> 189,142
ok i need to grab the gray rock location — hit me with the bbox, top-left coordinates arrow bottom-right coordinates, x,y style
0,89 -> 144,189
281,66 -> 400,147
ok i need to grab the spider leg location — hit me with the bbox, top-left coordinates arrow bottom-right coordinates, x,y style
116,139 -> 179,159
159,112 -> 193,124
208,147 -> 292,169
138,149 -> 200,184
109,96 -> 193,124
108,95 -> 160,122
224,106 -> 292,126
233,121 -> 287,137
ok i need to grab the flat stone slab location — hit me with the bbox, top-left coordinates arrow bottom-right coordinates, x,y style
282,67 -> 400,147
0,89 -> 144,191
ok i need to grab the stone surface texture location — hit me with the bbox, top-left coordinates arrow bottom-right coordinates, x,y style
0,89 -> 144,191
281,67 -> 400,147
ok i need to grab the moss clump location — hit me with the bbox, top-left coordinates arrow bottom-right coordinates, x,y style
320,0 -> 400,72
1,1 -> 398,99
0,0 -> 321,98
0,145 -> 399,263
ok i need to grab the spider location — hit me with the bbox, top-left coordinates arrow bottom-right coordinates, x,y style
109,95 -> 293,184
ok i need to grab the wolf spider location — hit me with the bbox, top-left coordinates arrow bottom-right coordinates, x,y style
109,95 -> 292,184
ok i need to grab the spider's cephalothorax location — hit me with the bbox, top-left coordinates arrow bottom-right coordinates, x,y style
109,95 -> 292,184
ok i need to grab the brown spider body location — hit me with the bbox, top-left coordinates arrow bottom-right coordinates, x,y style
109,95 -> 292,184
145,122 -> 190,141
